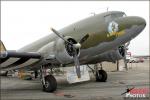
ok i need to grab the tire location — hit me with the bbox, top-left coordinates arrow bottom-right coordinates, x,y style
0,71 -> 8,76
43,75 -> 57,92
96,70 -> 107,82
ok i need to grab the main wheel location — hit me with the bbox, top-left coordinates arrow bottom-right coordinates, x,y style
0,71 -> 8,76
43,75 -> 57,92
96,70 -> 107,82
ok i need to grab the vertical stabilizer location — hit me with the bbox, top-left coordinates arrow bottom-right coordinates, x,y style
0,40 -> 7,51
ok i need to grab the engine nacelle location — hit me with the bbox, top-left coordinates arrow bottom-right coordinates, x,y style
54,36 -> 80,64
38,36 -> 79,64
89,46 -> 125,63
100,46 -> 125,63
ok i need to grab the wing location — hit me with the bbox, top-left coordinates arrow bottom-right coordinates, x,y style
0,51 -> 41,70
0,41 -> 42,71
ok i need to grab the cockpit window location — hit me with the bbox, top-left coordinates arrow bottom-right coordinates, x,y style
104,12 -> 126,22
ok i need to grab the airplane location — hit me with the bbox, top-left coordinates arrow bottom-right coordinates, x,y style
0,11 -> 146,92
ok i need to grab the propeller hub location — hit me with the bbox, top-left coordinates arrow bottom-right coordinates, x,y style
73,43 -> 81,49
65,37 -> 80,57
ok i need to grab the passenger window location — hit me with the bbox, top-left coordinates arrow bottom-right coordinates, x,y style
104,14 -> 112,22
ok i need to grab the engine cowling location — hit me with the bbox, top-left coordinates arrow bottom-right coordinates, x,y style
88,46 -> 125,64
55,36 -> 80,64
98,46 -> 125,63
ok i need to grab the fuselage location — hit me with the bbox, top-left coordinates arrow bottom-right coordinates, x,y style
18,11 -> 146,66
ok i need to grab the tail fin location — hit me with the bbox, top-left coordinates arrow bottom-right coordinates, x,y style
0,40 -> 7,52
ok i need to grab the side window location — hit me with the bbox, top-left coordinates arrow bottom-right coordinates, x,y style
104,14 -> 112,23
104,13 -> 126,23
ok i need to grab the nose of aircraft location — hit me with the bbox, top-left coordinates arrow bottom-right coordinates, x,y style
116,16 -> 146,38
125,16 -> 146,26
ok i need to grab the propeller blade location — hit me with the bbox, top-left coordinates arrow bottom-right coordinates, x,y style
79,34 -> 89,44
51,28 -> 72,45
73,48 -> 81,78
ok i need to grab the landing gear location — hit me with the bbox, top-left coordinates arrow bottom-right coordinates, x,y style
34,70 -> 38,79
43,75 -> 57,92
40,66 -> 57,92
95,63 -> 107,82
96,70 -> 107,82
87,63 -> 107,82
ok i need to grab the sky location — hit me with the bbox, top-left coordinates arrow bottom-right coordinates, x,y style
1,1 -> 149,56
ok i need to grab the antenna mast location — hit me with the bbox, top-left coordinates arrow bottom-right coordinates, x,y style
107,7 -> 109,12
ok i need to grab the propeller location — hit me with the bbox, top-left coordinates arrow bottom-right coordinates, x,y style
51,28 -> 71,45
51,28 -> 89,78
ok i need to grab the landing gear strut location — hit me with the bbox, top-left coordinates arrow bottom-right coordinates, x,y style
88,63 -> 107,82
34,70 -> 38,79
40,66 -> 57,92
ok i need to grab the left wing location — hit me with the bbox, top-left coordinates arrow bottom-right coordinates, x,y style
0,41 -> 42,70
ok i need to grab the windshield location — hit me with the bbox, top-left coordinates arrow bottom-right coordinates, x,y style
104,12 -> 126,22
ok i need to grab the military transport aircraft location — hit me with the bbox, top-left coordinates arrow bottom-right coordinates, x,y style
0,11 -> 146,92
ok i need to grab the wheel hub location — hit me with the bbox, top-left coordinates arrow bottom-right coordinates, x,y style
45,81 -> 50,88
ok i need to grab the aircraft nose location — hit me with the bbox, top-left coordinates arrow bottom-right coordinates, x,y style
127,16 -> 146,26
118,16 -> 146,29
116,16 -> 146,38
138,17 -> 146,26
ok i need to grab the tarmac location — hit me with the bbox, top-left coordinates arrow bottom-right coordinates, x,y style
0,60 -> 149,100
